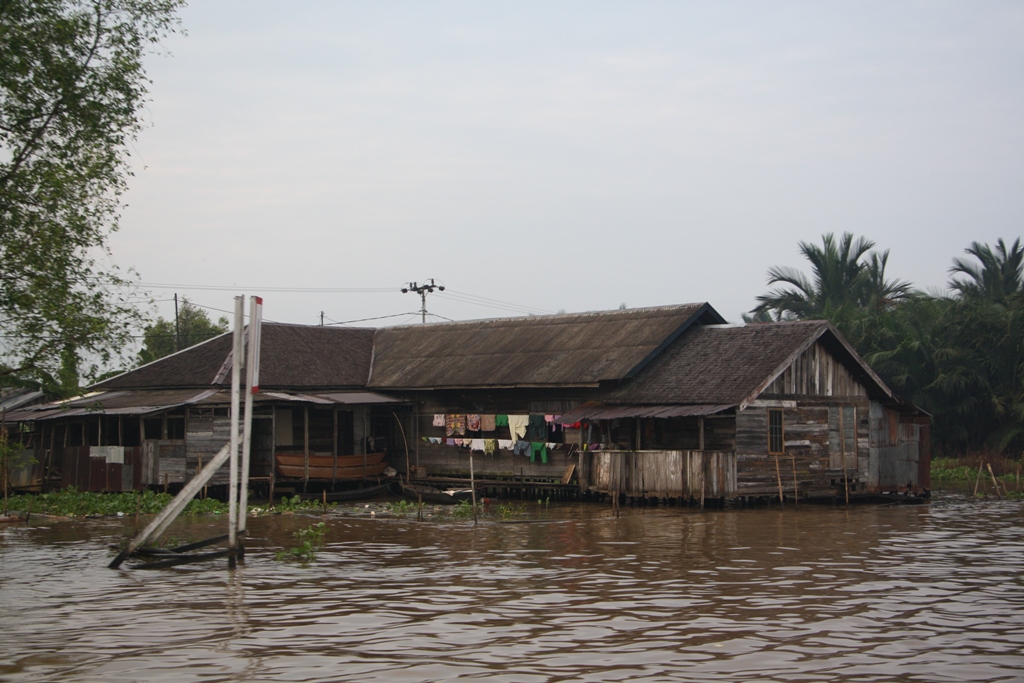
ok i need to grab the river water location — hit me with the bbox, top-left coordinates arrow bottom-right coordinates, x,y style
1,493 -> 1023,682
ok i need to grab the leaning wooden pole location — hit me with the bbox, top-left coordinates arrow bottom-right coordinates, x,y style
228,296 -> 243,567
109,444 -> 232,568
973,462 -> 984,500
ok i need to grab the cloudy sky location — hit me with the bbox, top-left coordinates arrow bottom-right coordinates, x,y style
112,0 -> 1024,330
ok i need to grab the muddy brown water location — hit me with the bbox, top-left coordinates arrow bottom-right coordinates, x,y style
1,493 -> 1022,682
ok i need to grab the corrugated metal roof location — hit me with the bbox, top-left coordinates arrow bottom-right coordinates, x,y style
369,303 -> 723,389
6,389 -> 217,421
559,402 -> 735,422
604,320 -> 893,406
93,324 -> 375,391
8,388 -> 402,421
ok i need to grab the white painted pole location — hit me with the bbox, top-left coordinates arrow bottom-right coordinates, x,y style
239,296 -> 261,535
229,296 -> 244,563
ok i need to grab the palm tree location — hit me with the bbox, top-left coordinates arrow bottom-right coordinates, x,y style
752,233 -> 910,321
949,238 -> 1024,303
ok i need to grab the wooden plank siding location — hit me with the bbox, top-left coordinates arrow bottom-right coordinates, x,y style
761,341 -> 868,398
581,450 -> 736,498
732,338 -> 874,496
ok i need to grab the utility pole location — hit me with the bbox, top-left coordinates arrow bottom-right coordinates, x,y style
401,279 -> 444,323
173,293 -> 181,352
320,311 -> 324,326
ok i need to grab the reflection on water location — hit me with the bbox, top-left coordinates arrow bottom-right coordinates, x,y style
2,494 -> 1023,682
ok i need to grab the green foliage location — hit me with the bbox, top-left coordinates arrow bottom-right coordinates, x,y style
450,499 -> 480,520
0,0 -> 184,388
272,494 -> 331,514
754,235 -> 1024,455
6,487 -> 170,517
276,522 -> 327,563
138,299 -> 229,365
3,487 -> 236,517
181,497 -> 227,516
384,499 -> 414,517
496,503 -> 526,519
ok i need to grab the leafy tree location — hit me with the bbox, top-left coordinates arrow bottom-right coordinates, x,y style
751,233 -> 911,324
0,0 -> 184,387
138,299 -> 229,365
949,238 -> 1024,304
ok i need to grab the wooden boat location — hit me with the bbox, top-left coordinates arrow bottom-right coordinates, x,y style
400,482 -> 475,505
275,452 -> 388,480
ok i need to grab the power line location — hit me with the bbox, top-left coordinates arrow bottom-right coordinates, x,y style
138,282 -> 394,293
324,312 -> 421,326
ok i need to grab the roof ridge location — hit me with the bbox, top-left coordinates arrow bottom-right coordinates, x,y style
378,302 -> 710,331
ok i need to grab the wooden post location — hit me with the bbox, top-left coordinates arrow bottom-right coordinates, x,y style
196,452 -> 204,498
332,407 -> 338,486
700,453 -> 706,510
392,411 -> 410,484
773,454 -> 784,508
228,295 -> 244,568
842,457 -> 850,504
698,417 -> 705,451
987,463 -> 1002,500
240,294 -> 260,540
791,453 -> 798,507
973,462 -> 984,500
268,470 -> 275,505
303,405 -> 309,488
469,448 -> 478,525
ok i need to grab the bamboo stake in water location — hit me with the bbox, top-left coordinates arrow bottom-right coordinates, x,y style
987,463 -> 1002,500
973,463 -> 984,500
791,453 -> 798,507
469,449 -> 478,525
773,454 -> 784,508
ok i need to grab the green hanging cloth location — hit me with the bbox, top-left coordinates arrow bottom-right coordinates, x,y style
530,442 -> 548,464
495,414 -> 509,427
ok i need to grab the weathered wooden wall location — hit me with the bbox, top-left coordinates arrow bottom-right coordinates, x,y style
581,450 -> 736,498
58,446 -> 143,492
761,341 -> 869,398
735,399 -> 870,497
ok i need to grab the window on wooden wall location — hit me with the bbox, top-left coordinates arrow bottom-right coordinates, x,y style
768,409 -> 784,454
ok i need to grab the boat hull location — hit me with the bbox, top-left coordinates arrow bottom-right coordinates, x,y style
275,452 -> 388,480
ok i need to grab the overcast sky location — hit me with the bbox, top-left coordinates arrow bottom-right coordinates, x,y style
112,0 -> 1024,331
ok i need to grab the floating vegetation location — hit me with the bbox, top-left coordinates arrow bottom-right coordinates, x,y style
276,522 -> 328,563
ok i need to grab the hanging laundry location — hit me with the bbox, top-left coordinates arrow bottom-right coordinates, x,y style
484,439 -> 497,456
495,414 -> 509,427
498,439 -> 513,451
446,438 -> 456,446
507,415 -> 529,442
470,438 -> 485,452
445,414 -> 466,437
432,414 -> 445,427
562,421 -> 581,429
430,437 -> 441,444
544,415 -> 555,424
546,443 -> 557,450
513,440 -> 530,457
421,436 -> 429,442
454,438 -> 464,447
530,442 -> 548,464
466,414 -> 482,431
527,414 -> 547,441
480,414 -> 496,432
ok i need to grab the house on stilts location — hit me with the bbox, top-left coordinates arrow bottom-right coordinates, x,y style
7,302 -> 929,505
